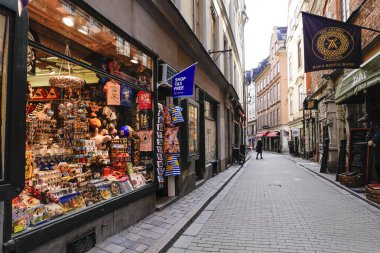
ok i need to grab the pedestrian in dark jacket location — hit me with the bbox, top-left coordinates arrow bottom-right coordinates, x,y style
256,138 -> 263,159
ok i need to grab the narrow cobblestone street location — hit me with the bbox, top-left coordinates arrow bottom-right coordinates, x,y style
168,153 -> 380,253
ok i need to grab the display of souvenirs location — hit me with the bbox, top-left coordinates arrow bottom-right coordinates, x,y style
164,127 -> 180,153
18,50 -> 154,234
165,153 -> 181,176
169,106 -> 184,123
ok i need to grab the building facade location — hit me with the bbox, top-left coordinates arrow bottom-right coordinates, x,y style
0,0 -> 247,252
244,69 -> 257,149
286,0 -> 310,157
304,0 -> 380,181
254,27 -> 289,153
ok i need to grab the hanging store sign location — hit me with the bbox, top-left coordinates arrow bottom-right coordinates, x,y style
303,98 -> 318,110
172,63 -> 197,98
302,12 -> 362,73
292,128 -> 300,137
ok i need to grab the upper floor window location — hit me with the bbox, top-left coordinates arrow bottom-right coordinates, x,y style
289,56 -> 293,80
297,40 -> 302,68
193,0 -> 201,39
211,4 -> 217,60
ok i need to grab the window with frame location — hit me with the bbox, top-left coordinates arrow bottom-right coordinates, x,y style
297,41 -> 302,68
223,36 -> 229,78
193,0 -> 201,39
211,5 -> 217,61
289,56 -> 293,80
290,94 -> 293,115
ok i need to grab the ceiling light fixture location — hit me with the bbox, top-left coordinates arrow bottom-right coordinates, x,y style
130,56 -> 138,64
78,26 -> 89,35
62,16 -> 75,27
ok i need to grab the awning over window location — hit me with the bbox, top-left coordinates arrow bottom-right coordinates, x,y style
267,131 -> 280,137
335,52 -> 380,104
255,131 -> 269,137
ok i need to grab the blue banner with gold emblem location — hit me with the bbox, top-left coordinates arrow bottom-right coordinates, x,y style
302,12 -> 362,73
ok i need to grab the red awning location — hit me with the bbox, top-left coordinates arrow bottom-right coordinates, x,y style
255,131 -> 269,137
267,131 -> 280,137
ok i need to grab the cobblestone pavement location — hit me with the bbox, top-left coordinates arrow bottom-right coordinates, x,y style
88,163 -> 243,253
168,153 -> 380,253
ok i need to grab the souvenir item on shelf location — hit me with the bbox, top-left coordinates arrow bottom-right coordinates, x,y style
138,130 -> 153,152
120,83 -> 136,107
99,186 -> 112,200
12,206 -> 30,234
129,172 -> 146,189
163,107 -> 173,126
165,153 -> 181,176
49,42 -> 85,89
118,177 -> 134,193
89,112 -> 102,129
120,125 -> 134,138
92,129 -> 112,150
103,80 -> 121,106
44,203 -> 64,218
49,75 -> 85,89
169,106 -> 184,123
110,181 -> 121,196
27,204 -> 49,226
164,127 -> 180,153
137,91 -> 152,110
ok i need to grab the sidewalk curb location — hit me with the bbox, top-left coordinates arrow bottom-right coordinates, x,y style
147,158 -> 249,253
285,155 -> 380,210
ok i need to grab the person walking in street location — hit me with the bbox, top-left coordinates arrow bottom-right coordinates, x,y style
256,138 -> 263,159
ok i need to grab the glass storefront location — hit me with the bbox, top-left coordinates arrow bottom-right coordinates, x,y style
11,0 -> 155,235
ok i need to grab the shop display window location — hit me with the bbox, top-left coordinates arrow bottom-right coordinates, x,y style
187,100 -> 199,158
11,0 -> 155,236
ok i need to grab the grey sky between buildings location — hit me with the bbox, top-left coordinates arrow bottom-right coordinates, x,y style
244,0 -> 289,70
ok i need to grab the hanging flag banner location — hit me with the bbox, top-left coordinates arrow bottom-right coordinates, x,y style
302,12 -> 362,73
172,63 -> 196,98
18,0 -> 32,16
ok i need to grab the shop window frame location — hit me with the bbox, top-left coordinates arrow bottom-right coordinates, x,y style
2,0 -> 160,251
0,0 -> 29,200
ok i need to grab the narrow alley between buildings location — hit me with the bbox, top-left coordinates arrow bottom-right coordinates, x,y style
168,153 -> 380,253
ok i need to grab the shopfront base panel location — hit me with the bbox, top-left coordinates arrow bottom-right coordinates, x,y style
24,193 -> 155,253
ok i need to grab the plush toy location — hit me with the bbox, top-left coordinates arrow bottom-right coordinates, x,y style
92,129 -> 112,150
88,112 -> 101,129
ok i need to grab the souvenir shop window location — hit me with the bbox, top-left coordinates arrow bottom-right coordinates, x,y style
186,100 -> 199,160
12,44 -> 154,235
27,0 -> 153,91
0,11 -> 8,181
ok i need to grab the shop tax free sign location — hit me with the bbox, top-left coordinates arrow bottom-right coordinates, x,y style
172,63 -> 196,98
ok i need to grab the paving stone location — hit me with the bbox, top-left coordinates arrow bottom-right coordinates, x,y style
102,243 -> 126,253
182,223 -> 204,236
172,235 -> 194,249
168,154 -> 380,253
119,239 -> 140,250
